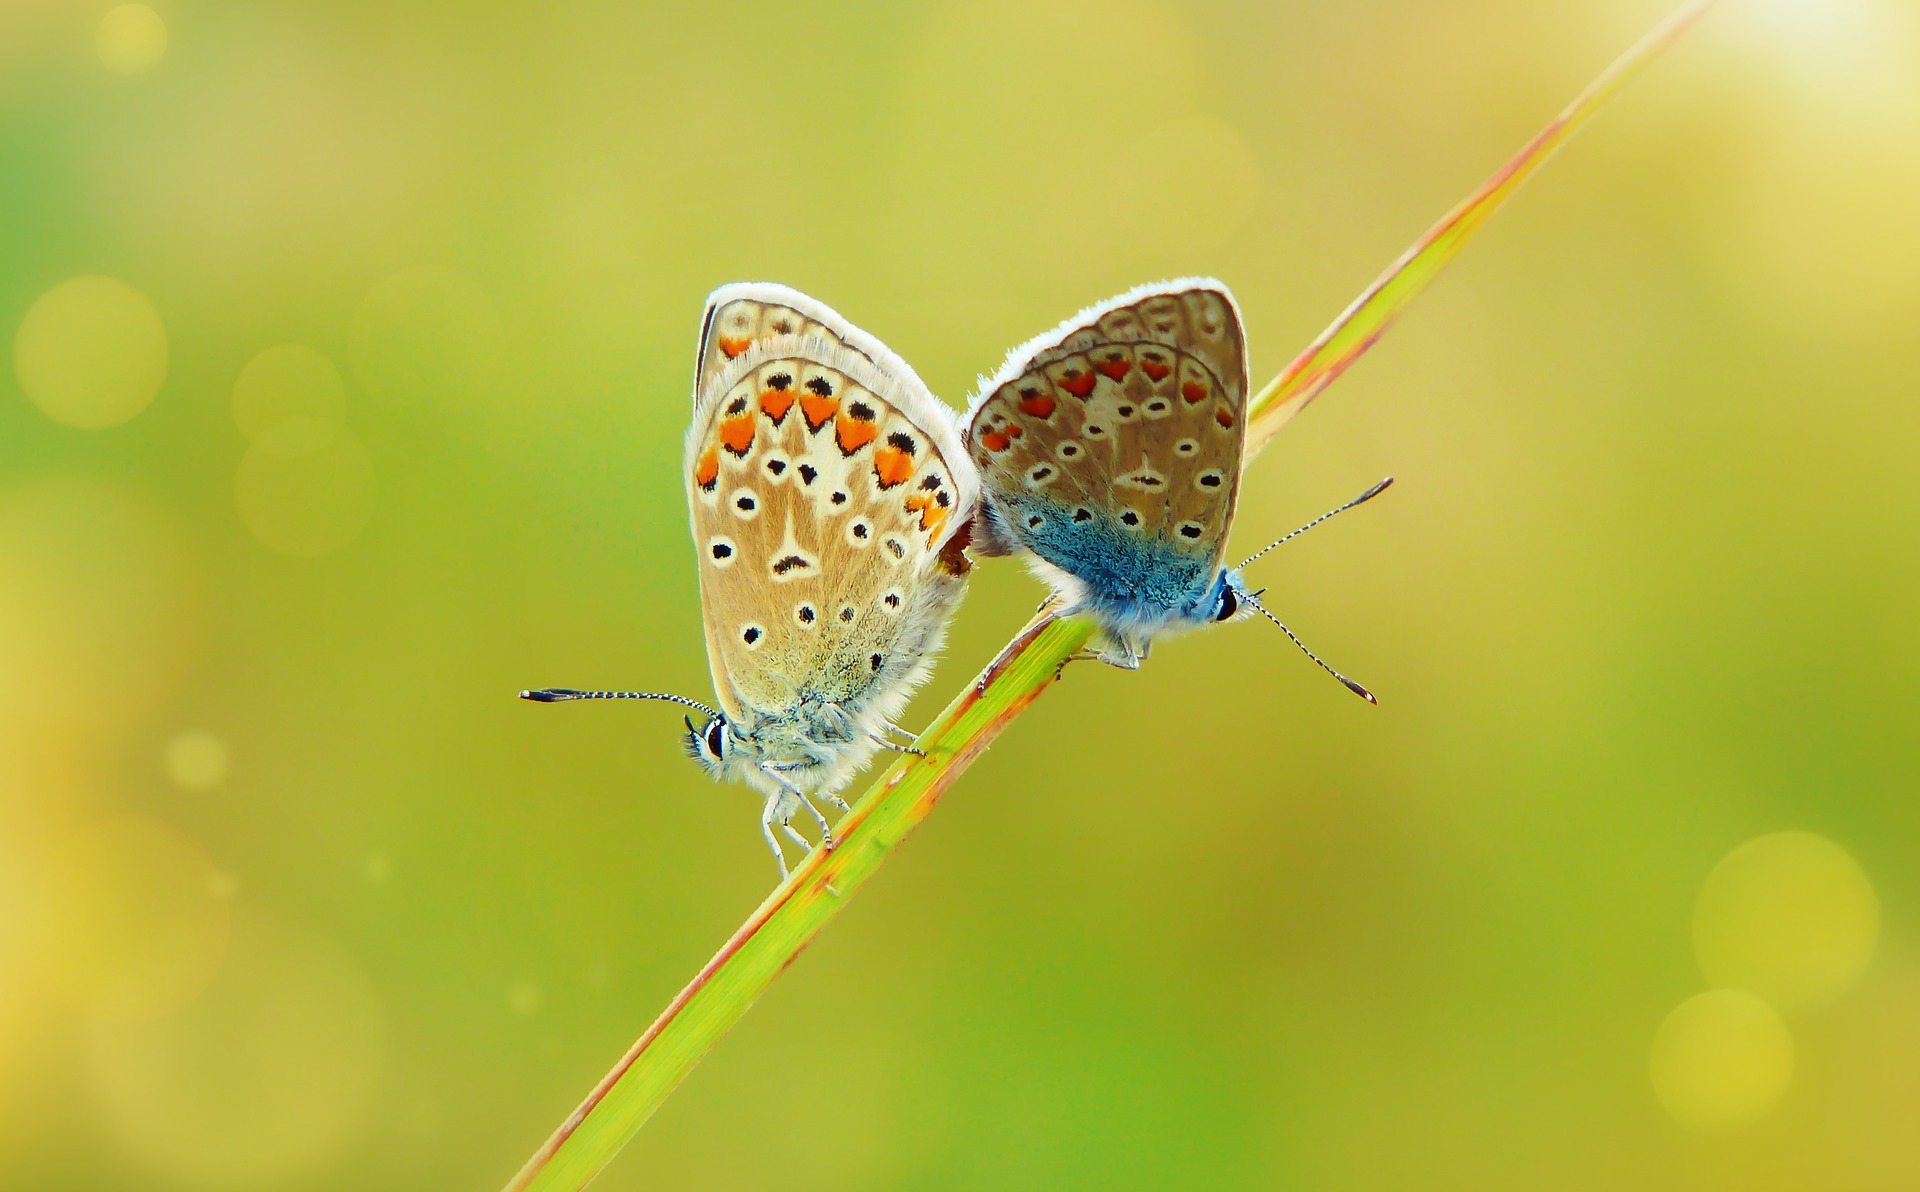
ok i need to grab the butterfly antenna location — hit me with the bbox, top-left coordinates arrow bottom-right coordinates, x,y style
1237,476 -> 1393,571
519,688 -> 722,720
1241,593 -> 1377,705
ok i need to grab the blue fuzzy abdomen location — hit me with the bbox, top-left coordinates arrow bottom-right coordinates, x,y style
996,492 -> 1217,627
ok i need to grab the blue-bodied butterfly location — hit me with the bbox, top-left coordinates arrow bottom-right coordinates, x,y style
525,284 -> 979,877
964,278 -> 1386,695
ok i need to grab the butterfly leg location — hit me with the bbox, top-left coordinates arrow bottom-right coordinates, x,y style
759,810 -> 790,881
761,765 -> 835,850
1091,637 -> 1147,670
869,731 -> 926,758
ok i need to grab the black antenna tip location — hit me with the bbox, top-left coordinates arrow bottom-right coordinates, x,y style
1344,678 -> 1378,704
521,688 -> 578,702
1361,476 -> 1394,501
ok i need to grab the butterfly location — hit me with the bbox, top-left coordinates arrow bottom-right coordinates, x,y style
524,284 -> 979,877
964,278 -> 1387,694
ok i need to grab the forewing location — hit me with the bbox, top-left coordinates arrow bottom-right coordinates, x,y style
966,280 -> 1248,571
687,329 -> 976,724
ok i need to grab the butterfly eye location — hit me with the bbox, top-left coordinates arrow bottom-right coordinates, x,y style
1214,587 -> 1240,623
703,718 -> 730,760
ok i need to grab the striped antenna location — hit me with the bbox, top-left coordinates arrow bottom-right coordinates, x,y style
519,689 -> 722,721
1237,476 -> 1393,571
1241,594 -> 1377,705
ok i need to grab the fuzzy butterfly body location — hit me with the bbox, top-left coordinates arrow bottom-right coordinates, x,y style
528,284 -> 978,878
967,280 -> 1253,666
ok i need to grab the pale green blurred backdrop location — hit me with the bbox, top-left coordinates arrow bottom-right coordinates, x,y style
4,0 -> 1919,1188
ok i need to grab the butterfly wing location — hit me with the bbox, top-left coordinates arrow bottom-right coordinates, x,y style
965,280 -> 1249,602
693,283 -> 934,412
686,293 -> 976,736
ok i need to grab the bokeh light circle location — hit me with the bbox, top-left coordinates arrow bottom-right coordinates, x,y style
166,731 -> 230,791
96,4 -> 168,75
234,419 -> 376,556
87,906 -> 383,1185
12,276 -> 167,428
47,815 -> 230,1023
232,344 -> 347,441
1694,831 -> 1878,1014
0,477 -> 201,737
1650,988 -> 1795,1131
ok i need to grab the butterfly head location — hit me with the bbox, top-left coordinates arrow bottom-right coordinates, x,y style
685,712 -> 745,776
1208,570 -> 1259,626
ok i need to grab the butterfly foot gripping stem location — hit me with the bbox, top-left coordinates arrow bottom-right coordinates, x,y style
1053,651 -> 1098,680
869,731 -> 926,758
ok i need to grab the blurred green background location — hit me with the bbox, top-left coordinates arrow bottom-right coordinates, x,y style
4,0 -> 1918,1188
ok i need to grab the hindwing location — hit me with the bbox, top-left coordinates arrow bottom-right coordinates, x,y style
965,280 -> 1248,577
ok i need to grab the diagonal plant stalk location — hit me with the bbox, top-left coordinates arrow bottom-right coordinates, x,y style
503,5 -> 1713,1187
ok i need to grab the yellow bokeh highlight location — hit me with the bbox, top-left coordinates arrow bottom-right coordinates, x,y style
46,815 -> 229,1024
1695,831 -> 1879,1015
86,907 -> 383,1184
1650,989 -> 1795,1132
0,477 -> 201,739
96,4 -> 168,75
165,731 -> 230,791
234,418 -> 377,556
232,344 -> 347,441
12,276 -> 167,429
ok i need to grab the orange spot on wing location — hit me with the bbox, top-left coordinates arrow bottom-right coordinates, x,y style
800,392 -> 839,431
1004,422 -> 1023,439
1181,379 -> 1209,403
718,335 -> 752,358
719,414 -> 756,456
1215,407 -> 1235,428
1017,391 -> 1056,419
980,429 -> 1011,452
1140,358 -> 1173,382
759,388 -> 795,424
906,493 -> 950,534
1058,369 -> 1097,398
1094,356 -> 1131,381
872,445 -> 913,488
694,447 -> 719,490
835,414 -> 879,454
